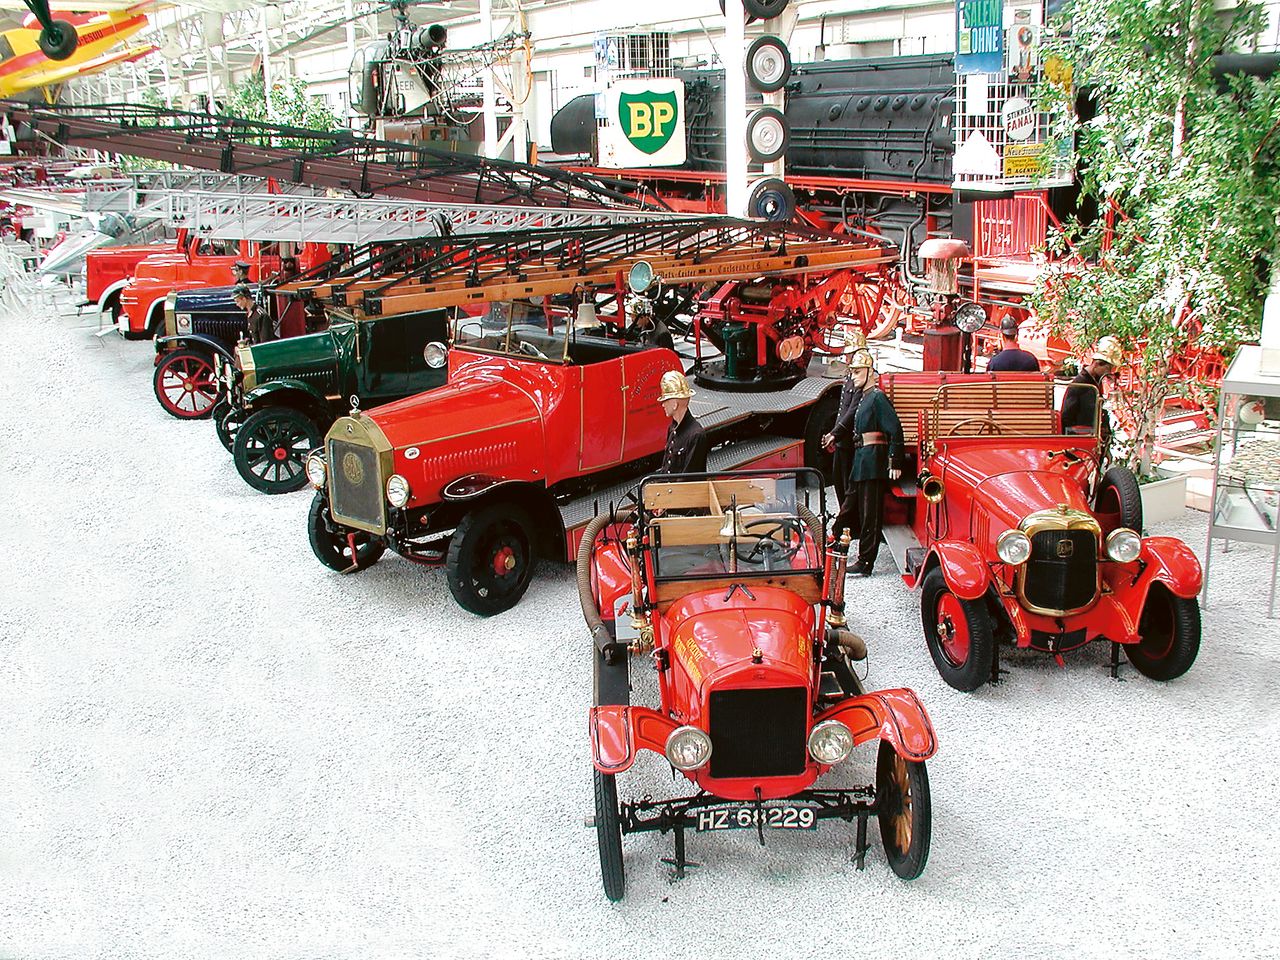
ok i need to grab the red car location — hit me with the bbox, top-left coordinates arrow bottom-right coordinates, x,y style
582,469 -> 937,900
85,229 -> 185,326
878,372 -> 1202,690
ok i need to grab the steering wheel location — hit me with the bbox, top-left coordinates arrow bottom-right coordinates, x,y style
517,340 -> 548,359
734,517 -> 807,566
944,416 -> 1005,437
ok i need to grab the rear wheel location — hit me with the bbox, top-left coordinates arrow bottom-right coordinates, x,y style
1125,583 -> 1201,681
1095,466 -> 1143,534
876,740 -> 931,880
212,399 -> 246,454
593,768 -> 625,902
307,490 -> 385,572
921,566 -> 994,691
153,350 -> 218,419
446,504 -> 536,616
232,406 -> 322,494
802,389 -> 840,487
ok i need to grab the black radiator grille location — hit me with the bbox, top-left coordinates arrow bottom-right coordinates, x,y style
329,439 -> 383,529
193,316 -> 246,344
708,687 -> 807,779
1024,529 -> 1098,612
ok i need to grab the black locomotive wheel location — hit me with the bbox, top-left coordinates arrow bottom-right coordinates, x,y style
445,504 -> 535,616
920,566 -> 994,692
802,389 -> 841,488
307,490 -> 386,572
1095,465 -> 1144,534
38,19 -> 78,60
876,739 -> 931,880
594,767 -> 626,902
153,350 -> 219,420
1125,583 -> 1201,681
232,406 -> 322,494
212,399 -> 247,454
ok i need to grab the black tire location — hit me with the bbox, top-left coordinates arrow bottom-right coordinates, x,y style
103,292 -> 122,325
876,740 -> 931,880
719,0 -> 789,18
802,389 -> 840,488
232,406 -> 323,495
212,398 -> 246,454
746,177 -> 796,222
38,19 -> 78,60
445,504 -> 536,616
745,107 -> 789,163
146,303 -> 165,338
1124,583 -> 1201,681
920,566 -> 994,692
152,349 -> 218,420
593,768 -> 625,902
307,489 -> 386,572
1095,465 -> 1143,534
745,35 -> 791,92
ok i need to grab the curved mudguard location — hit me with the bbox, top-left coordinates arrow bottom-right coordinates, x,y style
244,378 -> 329,410
591,705 -> 676,774
927,541 -> 990,600
815,687 -> 937,762
155,334 -> 236,366
1106,536 -> 1203,614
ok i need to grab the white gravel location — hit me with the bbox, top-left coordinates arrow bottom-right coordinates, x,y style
2,290 -> 1278,960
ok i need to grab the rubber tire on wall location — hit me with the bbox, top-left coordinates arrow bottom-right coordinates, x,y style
802,389 -> 840,489
153,349 -> 218,420
232,406 -> 323,495
307,490 -> 386,572
1125,583 -> 1201,681
745,35 -> 792,92
445,503 -> 536,616
745,106 -> 789,163
876,740 -> 931,881
594,768 -> 626,902
746,177 -> 796,222
1095,465 -> 1143,534
719,0 -> 790,18
920,566 -> 994,692
38,19 -> 78,60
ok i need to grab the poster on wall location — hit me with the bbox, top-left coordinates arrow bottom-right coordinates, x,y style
956,0 -> 1005,75
598,78 -> 687,168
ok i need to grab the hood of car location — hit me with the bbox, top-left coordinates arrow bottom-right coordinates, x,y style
173,284 -> 247,313
941,446 -> 1095,526
246,325 -> 339,375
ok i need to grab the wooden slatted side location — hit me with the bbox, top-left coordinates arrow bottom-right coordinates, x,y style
641,477 -> 776,512
918,407 -> 1060,447
880,373 -> 1052,445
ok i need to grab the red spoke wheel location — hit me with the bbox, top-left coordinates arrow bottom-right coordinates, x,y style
920,566 -> 994,691
232,406 -> 323,495
840,277 -> 913,341
446,504 -> 535,616
153,350 -> 218,420
875,740 -> 931,880
307,490 -> 386,572
1125,583 -> 1201,681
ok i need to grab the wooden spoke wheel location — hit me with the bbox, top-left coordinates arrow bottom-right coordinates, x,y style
153,350 -> 218,420
920,566 -> 994,692
593,768 -> 626,902
232,406 -> 322,495
445,504 -> 535,616
307,490 -> 386,572
875,739 -> 931,880
840,277 -> 912,341
1126,583 -> 1201,681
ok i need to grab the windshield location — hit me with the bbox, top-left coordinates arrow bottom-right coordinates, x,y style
450,297 -> 622,361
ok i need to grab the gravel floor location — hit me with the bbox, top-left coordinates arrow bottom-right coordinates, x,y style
2,291 -> 1278,960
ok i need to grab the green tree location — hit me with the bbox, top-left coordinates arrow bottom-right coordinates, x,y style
220,73 -> 341,147
1033,0 -> 1280,476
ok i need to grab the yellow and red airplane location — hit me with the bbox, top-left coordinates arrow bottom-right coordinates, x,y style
0,2 -> 158,100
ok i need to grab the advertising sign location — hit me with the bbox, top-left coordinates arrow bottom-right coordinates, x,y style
599,78 -> 687,168
956,0 -> 1005,75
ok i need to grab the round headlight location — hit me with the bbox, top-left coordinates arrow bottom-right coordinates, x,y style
1106,528 -> 1142,563
628,260 -> 655,295
808,720 -> 854,765
996,529 -> 1032,565
386,473 -> 411,508
665,726 -> 712,771
954,300 -> 987,334
423,341 -> 447,369
305,452 -> 326,490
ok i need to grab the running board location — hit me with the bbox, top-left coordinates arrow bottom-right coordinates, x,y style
882,524 -> 924,581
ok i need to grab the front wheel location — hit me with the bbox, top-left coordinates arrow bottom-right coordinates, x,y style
307,490 -> 385,572
593,768 -> 625,902
232,406 -> 323,494
1125,583 -> 1201,681
445,504 -> 535,616
212,398 -> 246,454
921,566 -> 994,692
153,350 -> 218,419
876,740 -> 931,880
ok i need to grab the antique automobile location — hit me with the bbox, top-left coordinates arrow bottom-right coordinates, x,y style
217,305 -> 450,494
580,469 -> 937,900
877,373 -> 1202,690
116,235 -> 280,339
85,230 -> 185,325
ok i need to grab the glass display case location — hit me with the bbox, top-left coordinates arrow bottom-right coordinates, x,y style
1203,345 -> 1280,617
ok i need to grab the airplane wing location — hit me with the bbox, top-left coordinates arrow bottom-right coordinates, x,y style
2,42 -> 157,95
0,0 -> 249,10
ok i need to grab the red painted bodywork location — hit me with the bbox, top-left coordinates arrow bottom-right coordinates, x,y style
84,230 -> 184,305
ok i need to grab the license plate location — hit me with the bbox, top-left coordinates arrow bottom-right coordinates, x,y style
695,804 -> 817,832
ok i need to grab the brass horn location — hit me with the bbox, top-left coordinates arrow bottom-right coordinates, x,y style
918,470 -> 945,504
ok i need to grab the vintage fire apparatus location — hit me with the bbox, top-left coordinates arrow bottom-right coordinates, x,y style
581,469 -> 936,899
84,230 -> 185,325
296,218 -> 894,615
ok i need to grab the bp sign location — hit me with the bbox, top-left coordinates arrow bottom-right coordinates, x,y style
600,78 -> 687,168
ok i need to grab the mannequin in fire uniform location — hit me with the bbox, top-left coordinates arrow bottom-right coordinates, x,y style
657,371 -> 708,474
820,329 -> 870,504
625,297 -> 674,351
1061,336 -> 1121,450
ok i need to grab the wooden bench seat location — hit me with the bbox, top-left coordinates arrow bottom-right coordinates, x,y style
918,406 -> 1060,447
880,372 -> 1052,446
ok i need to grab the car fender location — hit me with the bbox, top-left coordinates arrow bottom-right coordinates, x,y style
154,334 -> 236,366
96,278 -> 129,313
814,687 -> 937,762
590,705 -> 678,774
440,473 -> 526,502
925,541 -> 990,600
243,378 -> 328,413
1108,536 -> 1203,608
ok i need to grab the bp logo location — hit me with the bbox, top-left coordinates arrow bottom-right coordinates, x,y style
618,90 -> 679,155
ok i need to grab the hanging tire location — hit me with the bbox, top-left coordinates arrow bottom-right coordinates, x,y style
1125,583 -> 1201,681
920,566 -> 994,691
307,489 -> 386,573
212,398 -> 247,454
746,177 -> 795,222
232,406 -> 322,495
1095,465 -> 1143,534
719,0 -> 789,18
38,19 -> 78,60
445,503 -> 536,616
876,739 -> 931,880
745,36 -> 791,92
745,107 -> 789,163
802,389 -> 840,488
593,768 -> 626,902
153,349 -> 219,420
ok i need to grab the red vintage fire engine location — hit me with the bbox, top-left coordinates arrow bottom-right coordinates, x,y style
84,228 -> 186,325
581,469 -> 936,899
875,373 -> 1202,690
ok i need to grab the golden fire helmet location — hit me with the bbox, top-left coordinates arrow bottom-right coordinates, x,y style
842,328 -> 868,355
657,370 -> 695,402
847,349 -> 875,371
1091,335 -> 1123,368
